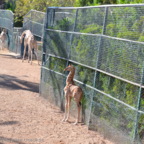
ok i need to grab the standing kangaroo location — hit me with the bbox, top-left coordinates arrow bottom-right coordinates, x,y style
62,64 -> 83,125
20,30 -> 39,65
27,35 -> 39,65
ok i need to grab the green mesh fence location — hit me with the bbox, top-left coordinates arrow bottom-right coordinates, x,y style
40,4 -> 144,144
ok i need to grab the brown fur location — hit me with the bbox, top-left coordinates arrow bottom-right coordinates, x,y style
20,30 -> 39,65
27,35 -> 39,65
62,65 -> 83,125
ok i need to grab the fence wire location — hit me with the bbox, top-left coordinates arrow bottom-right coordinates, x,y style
0,9 -> 45,57
23,9 -> 45,39
0,9 -> 14,51
40,4 -> 144,144
22,9 -> 45,59
13,27 -> 23,54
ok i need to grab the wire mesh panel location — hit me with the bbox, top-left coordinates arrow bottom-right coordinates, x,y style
23,10 -> 45,38
47,8 -> 77,31
0,10 -> 14,51
105,6 -> 144,41
40,68 -> 65,109
22,10 -> 45,60
0,10 -> 13,30
44,30 -> 71,59
89,90 -> 137,144
98,36 -> 144,84
23,11 -> 31,30
75,7 -> 105,34
13,27 -> 23,54
40,4 -> 144,144
70,33 -> 100,67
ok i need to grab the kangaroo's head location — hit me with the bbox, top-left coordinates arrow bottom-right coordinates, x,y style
64,64 -> 75,72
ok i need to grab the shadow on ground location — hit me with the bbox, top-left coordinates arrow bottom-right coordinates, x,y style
0,74 -> 39,93
0,136 -> 26,144
0,53 -> 19,59
0,121 -> 20,126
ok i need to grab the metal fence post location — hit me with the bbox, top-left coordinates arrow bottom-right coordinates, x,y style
133,63 -> 144,142
42,7 -> 50,65
39,7 -> 49,95
30,10 -> 32,33
88,6 -> 108,127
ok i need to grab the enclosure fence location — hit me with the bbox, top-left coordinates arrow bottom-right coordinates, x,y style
23,9 -> 45,39
13,27 -> 23,54
23,9 -> 45,59
0,9 -> 45,56
40,4 -> 144,144
0,9 -> 14,51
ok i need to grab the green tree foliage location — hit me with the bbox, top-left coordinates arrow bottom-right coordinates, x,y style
13,0 -> 144,26
14,0 -> 76,26
4,0 -> 16,12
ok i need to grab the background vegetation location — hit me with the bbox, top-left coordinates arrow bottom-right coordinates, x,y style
2,0 -> 144,142
2,0 -> 144,26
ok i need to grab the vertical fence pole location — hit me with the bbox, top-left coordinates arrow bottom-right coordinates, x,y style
30,10 -> 32,33
41,8 -> 48,65
39,7 -> 48,95
11,12 -> 14,52
133,63 -> 144,142
88,6 -> 108,127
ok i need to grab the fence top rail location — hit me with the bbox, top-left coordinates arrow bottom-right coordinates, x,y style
48,4 -> 144,10
14,27 -> 23,29
24,9 -> 45,18
0,9 -> 14,15
46,29 -> 144,45
31,9 -> 45,14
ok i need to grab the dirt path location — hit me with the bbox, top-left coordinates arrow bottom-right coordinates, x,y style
0,50 -> 114,144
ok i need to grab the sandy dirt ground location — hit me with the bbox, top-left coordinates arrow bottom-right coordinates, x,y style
0,50 -> 114,144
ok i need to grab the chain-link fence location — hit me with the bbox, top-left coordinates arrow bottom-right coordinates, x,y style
0,9 -> 45,58
23,9 -> 45,39
0,9 -> 14,51
13,27 -> 23,54
40,4 -> 144,144
23,9 -> 45,59
0,10 -> 23,55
